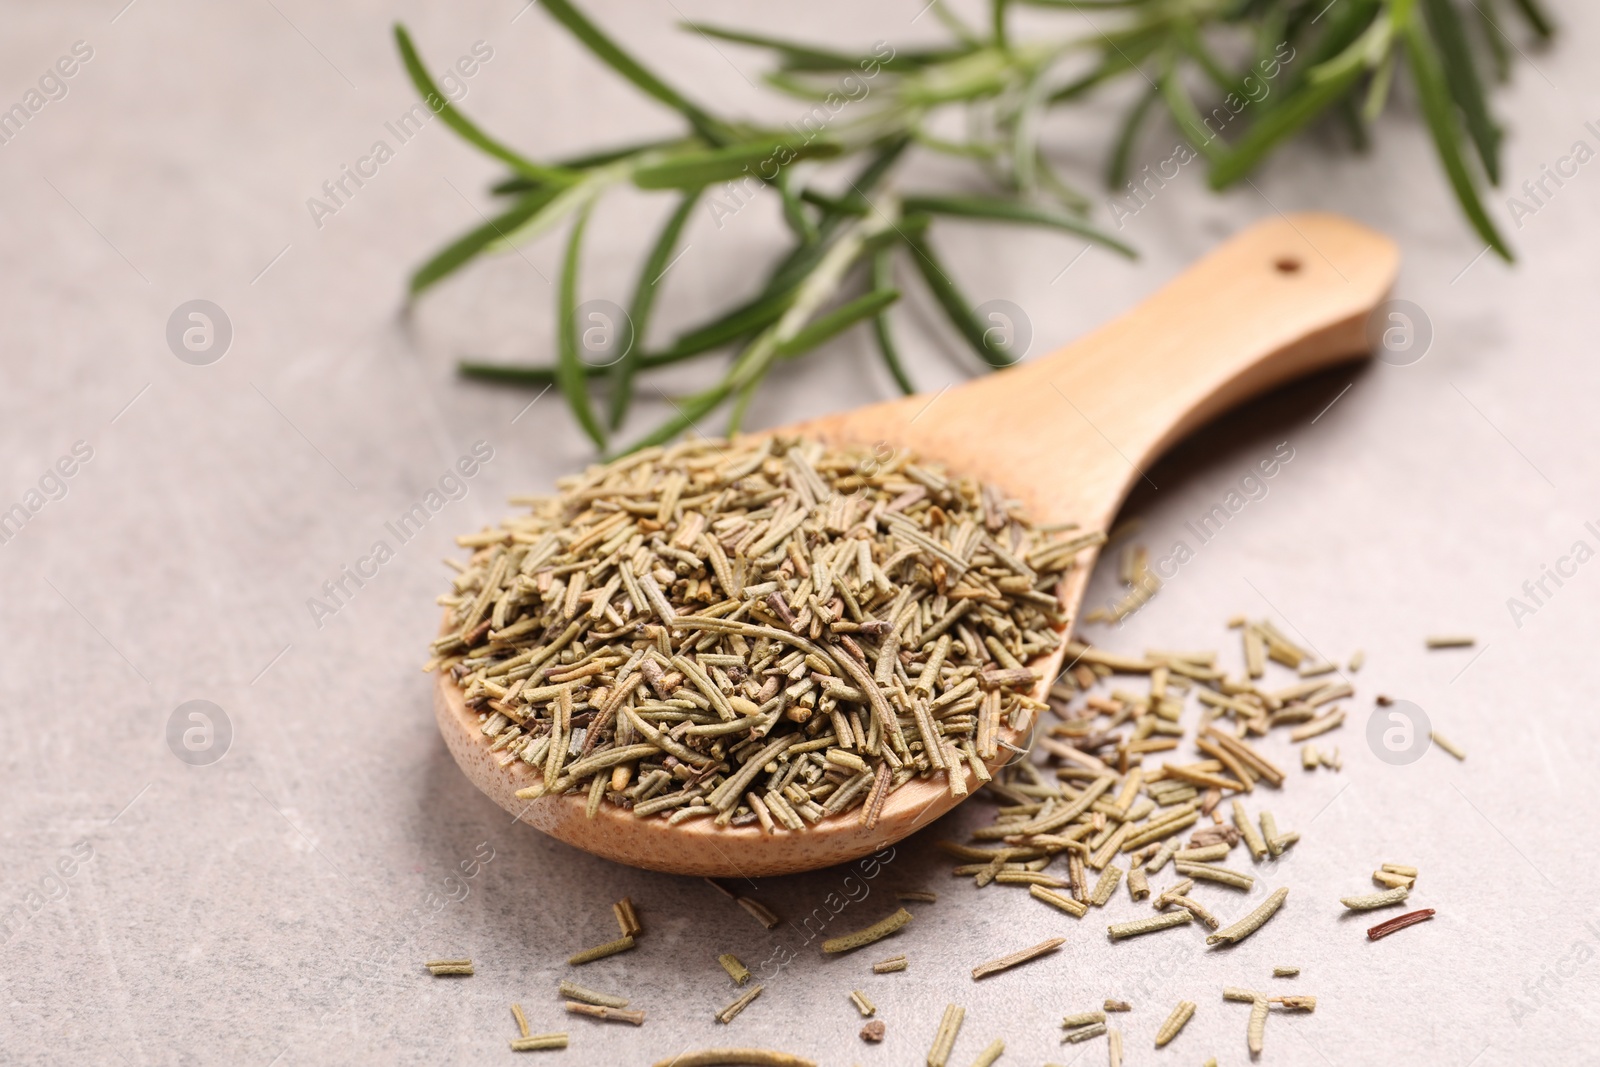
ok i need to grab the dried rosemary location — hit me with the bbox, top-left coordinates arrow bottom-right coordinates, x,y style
717,954 -> 751,986
970,937 -> 1064,979
1030,884 -> 1088,918
1108,910 -> 1192,941
822,907 -> 913,954
1426,635 -> 1475,649
737,897 -> 782,930
568,936 -> 636,965
565,1001 -> 646,1025
436,436 -> 1086,831
1207,887 -> 1290,946
559,980 -> 629,1009
1154,1001 -> 1195,1048
1062,1021 -> 1107,1043
927,1003 -> 965,1067
715,984 -> 765,1024
1368,908 -> 1436,941
971,1038 -> 1005,1067
613,897 -> 643,938
1341,886 -> 1409,911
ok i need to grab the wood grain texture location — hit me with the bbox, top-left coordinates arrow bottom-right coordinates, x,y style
434,212 -> 1399,876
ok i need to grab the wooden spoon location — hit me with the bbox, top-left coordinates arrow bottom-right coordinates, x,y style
435,212 -> 1398,876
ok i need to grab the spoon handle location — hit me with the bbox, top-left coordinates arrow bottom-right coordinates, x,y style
1014,211 -> 1399,520
826,213 -> 1400,530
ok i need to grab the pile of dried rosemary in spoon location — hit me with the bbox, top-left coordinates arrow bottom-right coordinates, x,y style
427,435 -> 1100,831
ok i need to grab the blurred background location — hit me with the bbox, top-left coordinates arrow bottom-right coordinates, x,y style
1,1 -> 1594,1063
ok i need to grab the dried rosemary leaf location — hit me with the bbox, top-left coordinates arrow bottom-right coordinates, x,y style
613,896 -> 642,938
1372,870 -> 1415,889
1174,860 -> 1255,891
970,937 -> 1064,979
565,1001 -> 646,1025
1207,887 -> 1289,946
1426,634 -> 1475,648
1341,886 -> 1409,910
970,1037 -> 1004,1067
568,935 -> 636,965
1248,996 -> 1269,1054
559,980 -> 629,1008
1367,907 -> 1436,940
1090,865 -> 1124,906
822,907 -> 913,954
1030,885 -> 1088,917
718,953 -> 751,986
927,1003 -> 965,1067
715,984 -> 765,1024
1431,730 -> 1466,760
1154,1000 -> 1195,1047
1108,910 -> 1193,941
738,897 -> 782,930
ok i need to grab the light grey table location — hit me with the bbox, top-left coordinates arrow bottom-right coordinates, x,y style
2,2 -> 1594,1063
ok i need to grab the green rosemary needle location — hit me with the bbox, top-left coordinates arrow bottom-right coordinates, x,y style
397,0 -> 1549,451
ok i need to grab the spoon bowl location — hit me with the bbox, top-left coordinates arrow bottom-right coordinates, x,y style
435,212 -> 1399,876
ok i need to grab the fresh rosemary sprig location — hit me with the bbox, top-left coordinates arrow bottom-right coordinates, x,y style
397,0 -> 1551,455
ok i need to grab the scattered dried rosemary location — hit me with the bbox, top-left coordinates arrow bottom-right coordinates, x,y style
717,954 -> 750,986
1154,1000 -> 1195,1048
970,936 -> 1065,979
1342,886 -> 1410,910
568,935 -> 636,965
565,1001 -> 646,1026
926,1003 -> 965,1067
715,984 -> 765,1025
1368,908 -> 1436,941
1208,887 -> 1290,946
433,436 -> 1092,830
560,980 -> 629,1009
822,907 -> 914,955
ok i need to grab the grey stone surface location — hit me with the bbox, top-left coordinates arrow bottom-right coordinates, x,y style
1,1 -> 1594,1063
